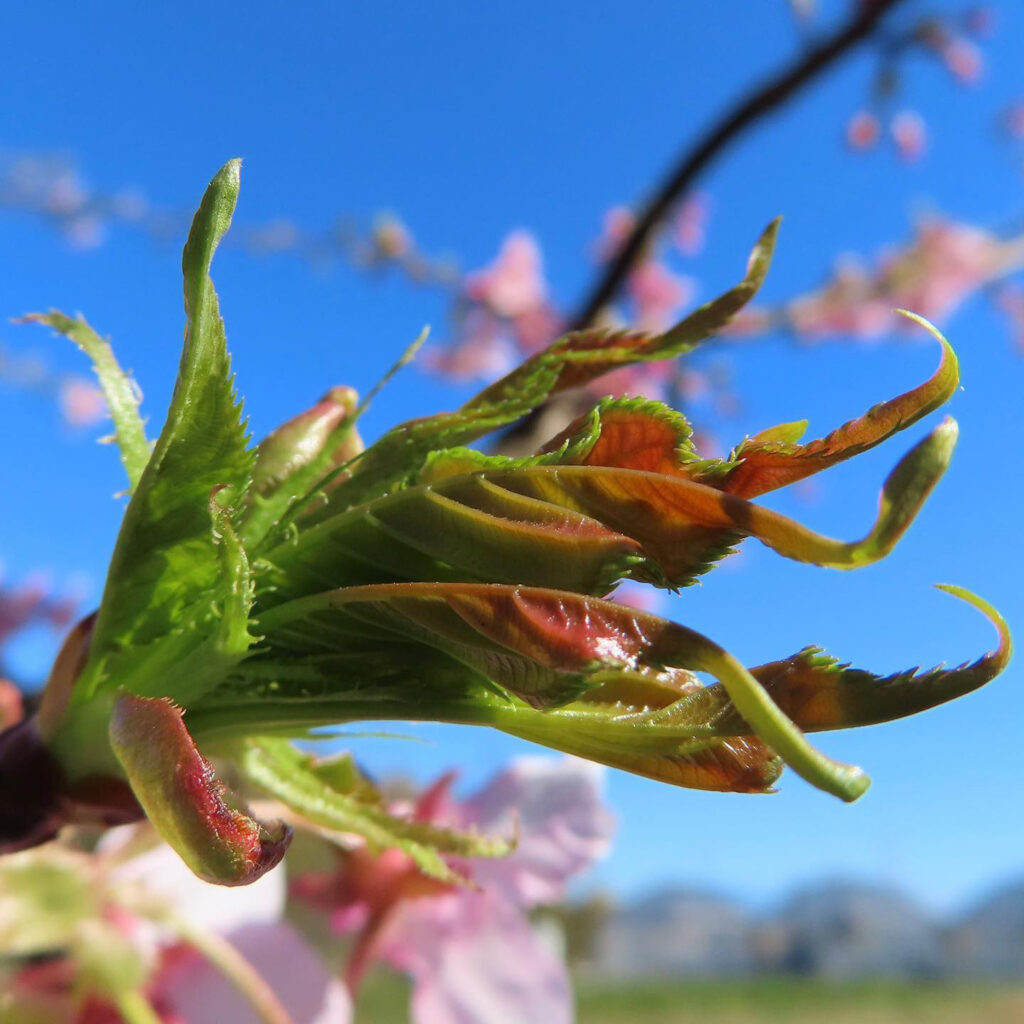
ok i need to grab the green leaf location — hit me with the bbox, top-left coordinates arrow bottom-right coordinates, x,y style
321,220 -> 778,510
79,160 -> 255,690
108,694 -> 290,886
20,311 -> 150,490
0,848 -> 99,956
673,584 -> 1012,734
249,582 -> 869,800
110,490 -> 257,707
262,417 -> 954,606
238,738 -> 512,883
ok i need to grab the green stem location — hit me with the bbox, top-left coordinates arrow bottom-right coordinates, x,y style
161,911 -> 295,1024
688,640 -> 869,802
111,989 -> 163,1024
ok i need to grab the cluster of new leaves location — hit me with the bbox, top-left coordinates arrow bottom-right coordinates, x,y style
0,162 -> 1009,888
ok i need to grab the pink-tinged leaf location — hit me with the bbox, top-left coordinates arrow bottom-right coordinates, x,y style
474,418 -> 956,584
538,397 -> 700,475
713,314 -> 958,498
537,317 -> 956,511
265,414 -> 955,608
689,585 -> 1012,733
252,385 -> 362,497
109,695 -> 291,885
255,583 -> 865,800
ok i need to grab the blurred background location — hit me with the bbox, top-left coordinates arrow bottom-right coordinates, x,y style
2,1 -> 1023,1019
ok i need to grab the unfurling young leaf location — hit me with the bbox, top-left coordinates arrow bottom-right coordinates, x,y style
20,311 -> 151,490
1,162 -> 1010,884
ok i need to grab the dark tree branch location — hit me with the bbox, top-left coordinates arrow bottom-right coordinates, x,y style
569,0 -> 907,332
493,0 -> 907,456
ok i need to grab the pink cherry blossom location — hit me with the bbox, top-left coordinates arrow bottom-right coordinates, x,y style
891,110 -> 927,163
4,831 -> 350,1024
294,757 -> 614,1024
608,581 -> 664,615
58,376 -> 107,427
626,260 -> 693,332
673,194 -> 708,257
737,217 -> 1021,342
464,231 -> 548,319
940,37 -> 983,84
594,206 -> 636,262
845,110 -> 880,151
882,218 -> 1006,322
155,923 -> 352,1024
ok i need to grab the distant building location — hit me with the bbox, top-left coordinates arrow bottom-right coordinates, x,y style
769,882 -> 944,979
945,882 -> 1024,979
594,888 -> 756,978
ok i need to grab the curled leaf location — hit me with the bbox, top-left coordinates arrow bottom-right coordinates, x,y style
109,695 -> 290,886
263,417 -> 955,607
686,584 -> 1012,734
714,314 -> 958,497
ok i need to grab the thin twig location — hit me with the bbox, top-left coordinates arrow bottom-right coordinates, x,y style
570,0 -> 907,332
494,0 -> 906,455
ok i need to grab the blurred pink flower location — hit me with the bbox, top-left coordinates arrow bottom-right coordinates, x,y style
423,316 -> 518,381
62,214 -> 108,250
891,110 -> 927,162
594,206 -> 636,262
608,581 -> 664,615
752,217 -> 1019,342
940,37 -> 983,84
127,835 -> 352,1023
590,360 -> 673,402
6,832 -> 350,1024
845,110 -> 880,151
672,194 -> 708,257
294,757 -> 614,1024
996,282 -> 1024,353
58,376 -> 107,427
511,304 -> 562,355
884,218 -> 1005,321
627,260 -> 693,332
0,577 -> 76,647
465,231 -> 548,318
155,924 -> 352,1024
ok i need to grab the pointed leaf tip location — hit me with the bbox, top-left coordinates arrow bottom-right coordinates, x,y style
933,584 -> 1013,673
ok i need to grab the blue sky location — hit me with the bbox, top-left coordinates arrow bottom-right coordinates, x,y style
1,0 -> 1022,911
